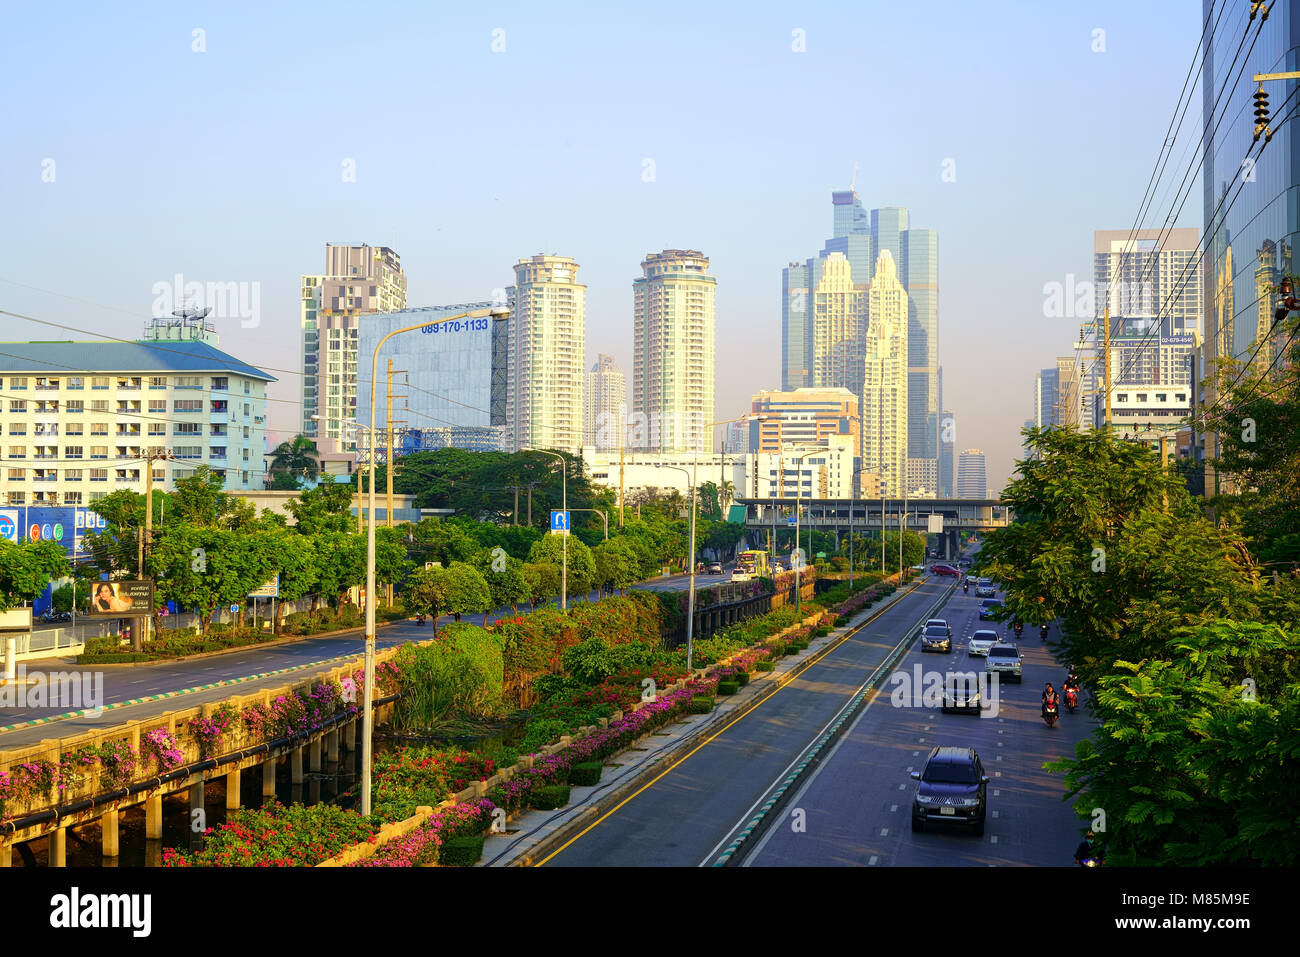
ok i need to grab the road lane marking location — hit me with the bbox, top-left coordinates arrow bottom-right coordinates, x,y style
868,855 -> 878,865
889,804 -> 897,812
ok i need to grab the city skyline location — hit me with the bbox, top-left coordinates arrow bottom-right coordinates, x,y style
1,2 -> 1204,495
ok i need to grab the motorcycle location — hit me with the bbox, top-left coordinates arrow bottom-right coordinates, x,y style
1040,624 -> 1049,641
1043,698 -> 1059,727
1013,621 -> 1023,638
1064,685 -> 1078,713
963,582 -> 969,594
414,614 -> 425,626
1077,856 -> 1101,867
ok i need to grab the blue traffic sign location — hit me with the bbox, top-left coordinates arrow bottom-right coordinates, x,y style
0,515 -> 14,542
550,510 -> 570,532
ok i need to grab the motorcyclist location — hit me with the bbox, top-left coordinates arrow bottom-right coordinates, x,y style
963,580 -> 969,594
1063,666 -> 1080,693
1074,831 -> 1102,866
1013,619 -> 1023,638
1041,682 -> 1058,716
1040,622 -> 1050,640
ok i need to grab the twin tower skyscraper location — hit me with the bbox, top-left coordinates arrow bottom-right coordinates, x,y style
781,190 -> 943,497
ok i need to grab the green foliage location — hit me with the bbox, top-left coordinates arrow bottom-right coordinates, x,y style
388,624 -> 505,730
0,540 -> 69,610
528,533 -> 596,599
568,761 -> 603,787
717,680 -> 739,695
689,696 -> 714,714
438,834 -> 484,867
530,784 -> 571,810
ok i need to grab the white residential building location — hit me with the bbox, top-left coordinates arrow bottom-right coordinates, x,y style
631,249 -> 717,453
508,255 -> 586,453
584,354 -> 627,452
0,341 -> 274,506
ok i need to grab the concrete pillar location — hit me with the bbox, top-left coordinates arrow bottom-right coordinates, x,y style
308,738 -> 322,773
50,827 -> 66,867
188,780 -> 204,826
343,720 -> 356,753
290,746 -> 304,784
0,841 -> 9,867
225,767 -> 241,811
262,758 -> 277,800
325,730 -> 339,764
145,794 -> 164,840
102,809 -> 120,859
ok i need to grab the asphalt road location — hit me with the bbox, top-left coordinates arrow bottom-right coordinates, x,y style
743,588 -> 1093,866
0,570 -> 729,743
539,575 -> 958,867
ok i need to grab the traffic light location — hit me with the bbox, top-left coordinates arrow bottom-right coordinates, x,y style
1254,86 -> 1272,142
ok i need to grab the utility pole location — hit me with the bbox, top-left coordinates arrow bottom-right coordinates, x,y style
526,483 -> 533,526
384,359 -> 407,608
134,449 -> 166,653
1103,304 -> 1112,431
512,485 -> 520,525
618,407 -> 626,528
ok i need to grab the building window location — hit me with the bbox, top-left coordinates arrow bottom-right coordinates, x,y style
65,446 -> 83,459
91,423 -> 108,435
174,400 -> 202,412
90,446 -> 108,459
7,446 -> 23,459
91,377 -> 109,389
66,400 -> 84,413
90,400 -> 109,412
148,400 -> 166,413
174,423 -> 200,435
149,376 -> 168,389
63,492 -> 82,505
148,423 -> 166,435
9,377 -> 27,390
7,469 -> 25,481
66,377 -> 84,390
89,469 -> 107,482
65,469 -> 82,481
8,400 -> 25,413
174,376 -> 202,390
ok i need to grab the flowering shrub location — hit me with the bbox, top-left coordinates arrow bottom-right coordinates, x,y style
141,728 -> 184,772
162,802 -> 378,867
352,799 -> 497,867
371,746 -> 497,823
243,680 -> 348,744
189,704 -> 238,760
90,740 -> 137,790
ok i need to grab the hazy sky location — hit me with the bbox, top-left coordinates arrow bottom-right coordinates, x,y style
1,0 -> 1202,493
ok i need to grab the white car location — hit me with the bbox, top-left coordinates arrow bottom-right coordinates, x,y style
985,644 -> 1023,683
967,629 -> 999,657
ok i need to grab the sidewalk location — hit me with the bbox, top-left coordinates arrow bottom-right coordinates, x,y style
480,579 -> 922,867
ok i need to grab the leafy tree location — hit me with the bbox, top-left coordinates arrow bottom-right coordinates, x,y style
975,426 -> 1260,684
0,540 -> 69,609
268,471 -> 302,491
473,552 -> 531,614
402,562 -> 491,633
528,532 -> 596,600
285,481 -> 355,535
592,538 -> 640,597
521,561 -> 560,610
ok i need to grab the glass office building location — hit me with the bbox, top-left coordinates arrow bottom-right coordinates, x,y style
1200,0 -> 1300,491
356,303 -> 509,454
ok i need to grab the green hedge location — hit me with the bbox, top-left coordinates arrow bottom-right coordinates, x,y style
531,784 -> 571,810
735,671 -> 750,686
717,680 -> 740,695
568,761 -> 603,787
755,661 -> 775,672
689,696 -> 714,713
438,835 -> 484,867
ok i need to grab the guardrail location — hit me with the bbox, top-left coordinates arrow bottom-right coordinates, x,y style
0,631 -> 85,665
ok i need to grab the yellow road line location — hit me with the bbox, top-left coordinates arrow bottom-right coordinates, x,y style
534,580 -> 937,866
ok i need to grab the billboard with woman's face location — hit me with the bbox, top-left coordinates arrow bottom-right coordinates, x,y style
87,580 -> 154,617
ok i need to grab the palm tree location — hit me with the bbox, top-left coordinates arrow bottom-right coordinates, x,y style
720,479 -> 736,512
269,435 -> 320,480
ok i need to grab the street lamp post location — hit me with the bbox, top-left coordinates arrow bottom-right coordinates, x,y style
848,464 -> 873,591
522,447 -> 567,609
362,306 -> 509,817
653,462 -> 695,668
792,448 -> 818,614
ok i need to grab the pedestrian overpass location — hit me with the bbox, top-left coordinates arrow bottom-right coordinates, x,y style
735,497 -> 1011,559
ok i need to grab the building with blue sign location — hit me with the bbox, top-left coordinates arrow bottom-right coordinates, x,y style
356,303 -> 509,456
